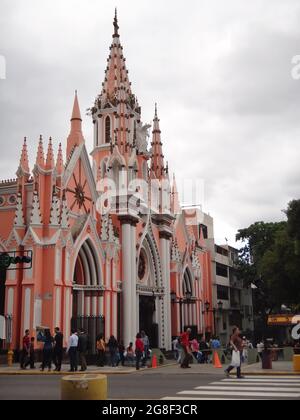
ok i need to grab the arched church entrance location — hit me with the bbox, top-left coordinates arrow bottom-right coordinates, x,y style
71,239 -> 105,354
182,268 -> 197,338
137,239 -> 161,348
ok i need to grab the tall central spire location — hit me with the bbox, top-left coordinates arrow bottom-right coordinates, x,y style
99,11 -> 133,103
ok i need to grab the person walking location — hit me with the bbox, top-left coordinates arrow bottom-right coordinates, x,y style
141,331 -> 150,367
38,329 -> 54,372
24,337 -> 35,370
67,330 -> 79,372
96,335 -> 106,367
53,327 -> 64,372
257,340 -> 264,360
180,328 -> 192,369
117,341 -> 125,367
108,335 -> 118,367
225,327 -> 244,379
135,333 -> 144,371
126,342 -> 135,366
20,329 -> 30,370
78,329 -> 88,372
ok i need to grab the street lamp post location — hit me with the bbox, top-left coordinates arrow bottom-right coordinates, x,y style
202,300 -> 224,336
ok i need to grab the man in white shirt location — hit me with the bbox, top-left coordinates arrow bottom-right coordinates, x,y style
257,341 -> 264,360
67,330 -> 79,372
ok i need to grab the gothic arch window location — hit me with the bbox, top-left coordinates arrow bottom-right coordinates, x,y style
105,116 -> 111,144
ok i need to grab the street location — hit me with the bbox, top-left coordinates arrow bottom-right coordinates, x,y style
0,372 -> 299,400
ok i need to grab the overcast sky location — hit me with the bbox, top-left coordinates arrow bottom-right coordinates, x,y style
0,0 -> 300,245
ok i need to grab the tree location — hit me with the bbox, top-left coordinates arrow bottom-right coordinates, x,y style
236,202 -> 300,339
285,199 -> 300,255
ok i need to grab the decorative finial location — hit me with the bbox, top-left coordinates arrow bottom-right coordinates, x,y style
113,8 -> 119,37
155,103 -> 158,118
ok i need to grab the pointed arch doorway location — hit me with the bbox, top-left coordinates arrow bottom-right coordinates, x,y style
137,238 -> 161,348
71,239 -> 105,354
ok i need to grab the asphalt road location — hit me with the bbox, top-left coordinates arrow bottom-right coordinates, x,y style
0,373 -> 223,400
0,373 -> 299,400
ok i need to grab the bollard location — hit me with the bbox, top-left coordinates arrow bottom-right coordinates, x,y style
293,355 -> 300,373
7,349 -> 14,367
61,374 -> 107,401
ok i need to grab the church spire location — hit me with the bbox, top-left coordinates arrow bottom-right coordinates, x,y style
46,137 -> 55,170
36,135 -> 45,168
100,11 -> 132,103
20,137 -> 30,173
150,104 -> 166,179
56,143 -> 64,176
67,91 -> 84,158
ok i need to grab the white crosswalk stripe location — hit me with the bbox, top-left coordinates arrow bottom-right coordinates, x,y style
161,375 -> 300,400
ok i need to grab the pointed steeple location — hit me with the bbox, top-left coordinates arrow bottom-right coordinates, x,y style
36,135 -> 45,168
56,143 -> 64,176
100,11 -> 132,103
67,91 -> 85,158
49,191 -> 60,226
14,193 -> 25,227
46,137 -> 55,170
171,173 -> 180,215
18,137 -> 30,175
30,191 -> 42,225
71,90 -> 82,125
151,104 -> 166,179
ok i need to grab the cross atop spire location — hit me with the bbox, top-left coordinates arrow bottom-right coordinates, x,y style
113,8 -> 120,38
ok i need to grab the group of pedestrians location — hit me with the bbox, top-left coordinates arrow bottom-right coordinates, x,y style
20,327 -> 88,373
96,331 -> 150,370
20,328 -> 151,372
172,333 -> 222,365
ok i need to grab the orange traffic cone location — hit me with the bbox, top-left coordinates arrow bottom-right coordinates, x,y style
152,355 -> 158,369
213,351 -> 223,369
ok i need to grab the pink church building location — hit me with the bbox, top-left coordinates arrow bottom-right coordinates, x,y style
0,12 -> 214,352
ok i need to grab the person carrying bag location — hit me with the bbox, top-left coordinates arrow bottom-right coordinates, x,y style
225,326 -> 244,379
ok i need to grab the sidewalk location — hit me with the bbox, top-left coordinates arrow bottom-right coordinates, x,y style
0,361 -> 299,376
0,364 -> 140,376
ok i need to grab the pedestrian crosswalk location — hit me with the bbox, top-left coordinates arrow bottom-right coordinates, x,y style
161,376 -> 300,400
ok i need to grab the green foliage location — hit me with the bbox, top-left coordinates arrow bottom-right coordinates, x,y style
236,200 -> 300,315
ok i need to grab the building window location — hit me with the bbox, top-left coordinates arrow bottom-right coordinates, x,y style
216,263 -> 228,278
215,245 -> 229,257
200,224 -> 208,239
217,285 -> 229,301
105,116 -> 111,144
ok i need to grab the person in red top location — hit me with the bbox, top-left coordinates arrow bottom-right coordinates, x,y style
180,328 -> 192,369
135,333 -> 145,370
20,329 -> 30,370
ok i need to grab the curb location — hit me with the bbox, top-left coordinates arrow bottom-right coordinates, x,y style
0,362 -> 176,376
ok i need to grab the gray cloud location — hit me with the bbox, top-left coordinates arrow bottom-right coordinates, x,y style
0,0 -> 300,245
